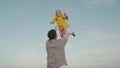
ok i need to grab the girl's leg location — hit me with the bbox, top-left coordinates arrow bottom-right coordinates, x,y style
63,25 -> 75,37
63,25 -> 72,35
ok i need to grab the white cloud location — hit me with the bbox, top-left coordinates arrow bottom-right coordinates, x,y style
66,7 -> 74,12
87,28 -> 120,41
79,59 -> 120,68
67,46 -> 120,68
4,52 -> 46,68
82,0 -> 118,6
66,28 -> 120,68
81,46 -> 120,56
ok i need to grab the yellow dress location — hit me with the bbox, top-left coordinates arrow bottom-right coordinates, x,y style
51,15 -> 70,31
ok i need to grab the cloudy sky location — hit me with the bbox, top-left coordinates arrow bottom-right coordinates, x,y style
0,0 -> 120,68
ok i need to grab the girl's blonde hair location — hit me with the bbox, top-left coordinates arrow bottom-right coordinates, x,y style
56,10 -> 62,16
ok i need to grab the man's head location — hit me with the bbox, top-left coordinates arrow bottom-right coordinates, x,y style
47,29 -> 57,40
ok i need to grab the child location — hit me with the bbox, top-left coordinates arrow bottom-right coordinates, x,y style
50,10 -> 75,37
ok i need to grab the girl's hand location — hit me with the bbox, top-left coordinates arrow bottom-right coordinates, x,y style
49,22 -> 54,24
64,13 -> 67,16
64,13 -> 68,20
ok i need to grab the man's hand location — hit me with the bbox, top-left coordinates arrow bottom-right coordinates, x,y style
55,25 -> 57,31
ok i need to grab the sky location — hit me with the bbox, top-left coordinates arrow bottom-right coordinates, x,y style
0,0 -> 120,68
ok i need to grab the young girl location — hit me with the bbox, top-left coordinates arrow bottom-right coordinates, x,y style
50,10 -> 75,37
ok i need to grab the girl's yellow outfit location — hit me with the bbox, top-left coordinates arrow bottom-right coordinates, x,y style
51,15 -> 70,31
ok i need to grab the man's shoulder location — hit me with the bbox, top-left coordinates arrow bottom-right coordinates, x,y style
46,40 -> 57,48
58,37 -> 68,44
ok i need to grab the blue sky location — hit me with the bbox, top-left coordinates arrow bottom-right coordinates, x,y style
0,0 -> 120,68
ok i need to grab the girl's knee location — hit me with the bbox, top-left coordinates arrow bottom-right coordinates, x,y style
63,25 -> 66,29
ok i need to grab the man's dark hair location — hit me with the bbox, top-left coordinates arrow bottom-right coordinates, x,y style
47,29 -> 56,40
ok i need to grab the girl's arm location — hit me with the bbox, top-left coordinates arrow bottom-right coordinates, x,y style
50,17 -> 56,24
63,13 -> 69,20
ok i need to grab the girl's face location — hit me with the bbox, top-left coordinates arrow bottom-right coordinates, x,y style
56,10 -> 62,16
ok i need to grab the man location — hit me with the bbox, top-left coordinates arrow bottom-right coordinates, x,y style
46,27 -> 75,68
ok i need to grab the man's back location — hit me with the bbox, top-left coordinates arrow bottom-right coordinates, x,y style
46,38 -> 67,68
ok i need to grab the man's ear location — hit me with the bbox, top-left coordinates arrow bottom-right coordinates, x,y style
55,34 -> 57,39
